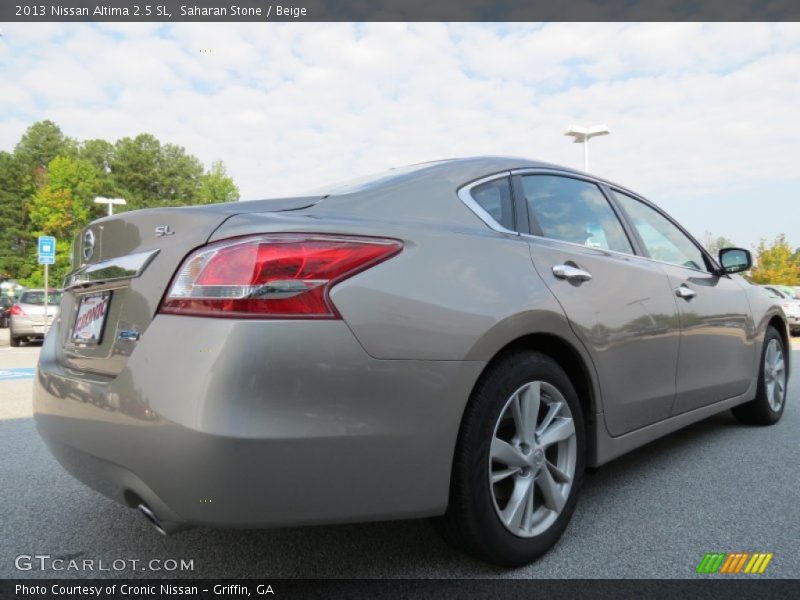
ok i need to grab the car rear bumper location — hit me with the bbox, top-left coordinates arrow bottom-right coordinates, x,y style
34,316 -> 484,528
11,314 -> 56,338
10,316 -> 45,337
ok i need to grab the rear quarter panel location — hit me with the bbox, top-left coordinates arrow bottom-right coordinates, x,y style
212,212 -> 580,363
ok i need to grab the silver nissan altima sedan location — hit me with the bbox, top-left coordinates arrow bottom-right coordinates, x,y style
34,157 -> 790,566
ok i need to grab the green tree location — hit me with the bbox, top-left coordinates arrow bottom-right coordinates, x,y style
14,120 -> 76,176
109,133 -> 161,209
79,138 -> 115,174
79,139 -> 117,220
22,156 -> 96,286
111,134 -> 205,209
0,151 -> 31,280
747,234 -> 800,285
0,121 -> 241,284
197,160 -> 240,204
47,155 -> 97,207
705,235 -> 735,257
157,143 -> 204,205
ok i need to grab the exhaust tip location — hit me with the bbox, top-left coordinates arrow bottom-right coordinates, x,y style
137,504 -> 189,535
138,503 -> 169,536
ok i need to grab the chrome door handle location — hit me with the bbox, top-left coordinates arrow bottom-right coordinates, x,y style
552,264 -> 592,283
675,285 -> 696,300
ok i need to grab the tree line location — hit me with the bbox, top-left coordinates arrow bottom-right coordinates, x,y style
705,234 -> 800,285
1,120 -> 796,290
0,120 -> 239,287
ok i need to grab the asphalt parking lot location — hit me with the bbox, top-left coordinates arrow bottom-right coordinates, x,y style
1,327 -> 799,579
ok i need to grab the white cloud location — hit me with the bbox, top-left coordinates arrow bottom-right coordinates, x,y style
0,22 -> 798,247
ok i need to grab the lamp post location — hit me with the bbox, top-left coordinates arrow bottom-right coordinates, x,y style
565,124 -> 610,172
94,197 -> 126,216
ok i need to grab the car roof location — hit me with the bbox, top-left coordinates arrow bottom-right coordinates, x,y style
319,156 -> 588,195
293,155 -> 657,229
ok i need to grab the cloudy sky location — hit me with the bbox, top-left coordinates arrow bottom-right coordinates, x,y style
1,22 -> 799,249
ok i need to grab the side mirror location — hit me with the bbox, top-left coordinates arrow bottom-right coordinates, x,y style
718,247 -> 752,274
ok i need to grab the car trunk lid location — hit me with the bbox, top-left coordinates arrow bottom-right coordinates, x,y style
56,197 -> 321,376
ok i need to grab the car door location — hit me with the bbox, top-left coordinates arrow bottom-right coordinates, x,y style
515,172 -> 681,437
609,189 -> 755,415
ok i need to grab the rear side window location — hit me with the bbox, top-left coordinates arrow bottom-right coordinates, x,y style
521,175 -> 633,254
470,178 -> 515,231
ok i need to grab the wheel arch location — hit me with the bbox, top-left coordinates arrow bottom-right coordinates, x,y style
462,328 -> 602,467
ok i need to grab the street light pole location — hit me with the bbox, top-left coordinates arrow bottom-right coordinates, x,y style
94,197 -> 127,216
565,124 -> 610,172
584,136 -> 590,172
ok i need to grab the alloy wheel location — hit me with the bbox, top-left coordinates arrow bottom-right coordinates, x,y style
489,381 -> 577,538
764,338 -> 786,412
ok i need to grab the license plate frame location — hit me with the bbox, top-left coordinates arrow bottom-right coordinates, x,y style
71,292 -> 112,346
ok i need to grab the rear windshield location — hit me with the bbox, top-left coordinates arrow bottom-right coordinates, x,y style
305,161 -> 451,195
20,291 -> 62,305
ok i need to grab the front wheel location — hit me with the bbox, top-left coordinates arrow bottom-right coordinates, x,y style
436,352 -> 585,567
732,326 -> 787,426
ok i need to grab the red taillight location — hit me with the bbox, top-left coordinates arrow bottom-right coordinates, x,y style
9,304 -> 25,316
159,234 -> 402,319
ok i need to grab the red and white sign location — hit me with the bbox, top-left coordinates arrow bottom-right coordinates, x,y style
72,294 -> 110,344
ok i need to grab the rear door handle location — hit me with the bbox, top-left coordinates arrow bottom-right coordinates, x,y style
675,284 -> 696,300
552,264 -> 592,283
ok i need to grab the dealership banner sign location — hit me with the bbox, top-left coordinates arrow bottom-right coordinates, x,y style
2,0 -> 798,22
3,579 -> 800,599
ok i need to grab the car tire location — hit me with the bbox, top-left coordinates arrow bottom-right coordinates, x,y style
435,351 -> 585,567
9,334 -> 21,347
732,326 -> 787,426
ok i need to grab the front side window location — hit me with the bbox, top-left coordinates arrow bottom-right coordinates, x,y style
521,175 -> 633,254
470,178 -> 515,231
611,190 -> 708,272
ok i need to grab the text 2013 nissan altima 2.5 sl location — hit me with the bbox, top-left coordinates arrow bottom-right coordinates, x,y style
34,157 -> 790,566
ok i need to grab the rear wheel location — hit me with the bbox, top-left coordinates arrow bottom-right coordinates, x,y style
732,326 -> 787,425
436,352 -> 585,567
9,335 -> 21,347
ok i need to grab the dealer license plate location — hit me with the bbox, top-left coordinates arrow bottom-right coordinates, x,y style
71,292 -> 111,346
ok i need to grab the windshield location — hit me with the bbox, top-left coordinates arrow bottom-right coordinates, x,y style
20,291 -> 62,306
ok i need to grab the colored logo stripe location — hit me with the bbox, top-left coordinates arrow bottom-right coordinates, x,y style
697,552 -> 773,574
697,553 -> 726,574
744,553 -> 773,574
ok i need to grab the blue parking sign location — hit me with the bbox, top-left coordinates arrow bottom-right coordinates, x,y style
38,235 -> 56,265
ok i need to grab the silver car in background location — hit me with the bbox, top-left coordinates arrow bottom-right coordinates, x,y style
34,157 -> 790,566
761,285 -> 800,335
9,289 -> 62,347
